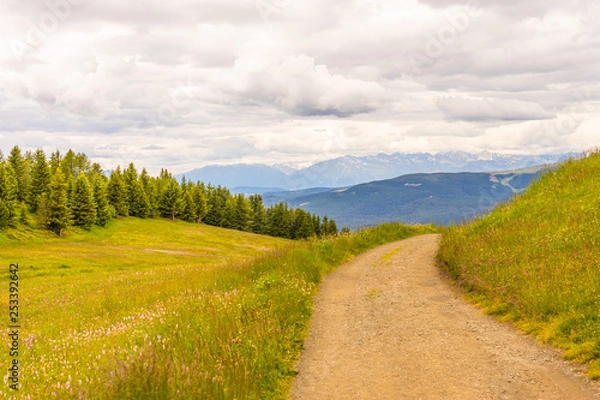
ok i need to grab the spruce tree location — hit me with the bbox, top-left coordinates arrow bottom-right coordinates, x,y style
60,149 -> 77,180
159,179 -> 182,221
234,194 -> 252,231
192,183 -> 208,223
204,186 -> 229,226
312,214 -> 322,237
249,194 -> 265,234
266,202 -> 291,238
140,168 -> 158,217
108,167 -> 129,217
8,146 -> 30,202
47,169 -> 71,236
0,163 -> 19,228
71,173 -> 97,230
180,189 -> 197,223
221,196 -> 237,229
123,163 -> 150,217
296,209 -> 315,239
328,218 -> 338,235
28,149 -> 51,212
322,216 -> 330,235
50,150 -> 61,172
36,192 -> 49,229
93,177 -> 114,227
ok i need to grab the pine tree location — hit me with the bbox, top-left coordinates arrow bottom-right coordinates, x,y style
159,179 -> 182,221
28,149 -> 51,212
71,173 -> 97,230
108,167 -> 129,217
47,169 -> 71,236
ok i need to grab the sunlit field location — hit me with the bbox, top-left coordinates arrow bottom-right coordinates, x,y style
1,218 -> 435,398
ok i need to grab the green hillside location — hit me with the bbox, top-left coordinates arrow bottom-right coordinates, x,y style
438,149 -> 600,377
264,170 -> 542,228
1,216 -> 435,398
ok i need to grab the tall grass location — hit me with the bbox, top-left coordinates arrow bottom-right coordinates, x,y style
0,218 -> 435,399
438,149 -> 600,378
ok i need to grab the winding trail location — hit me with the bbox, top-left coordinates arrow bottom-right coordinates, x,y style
290,234 -> 600,399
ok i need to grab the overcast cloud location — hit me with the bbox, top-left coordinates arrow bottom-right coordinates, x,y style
0,0 -> 598,173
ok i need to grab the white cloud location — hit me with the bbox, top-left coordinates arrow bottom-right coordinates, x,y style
222,54 -> 387,117
0,0 -> 598,172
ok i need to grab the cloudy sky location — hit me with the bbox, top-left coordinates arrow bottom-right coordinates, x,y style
0,0 -> 598,174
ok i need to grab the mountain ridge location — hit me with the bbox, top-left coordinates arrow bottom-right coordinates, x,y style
262,167 -> 546,228
176,151 -> 573,190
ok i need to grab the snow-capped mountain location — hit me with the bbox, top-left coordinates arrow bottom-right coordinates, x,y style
176,151 -> 574,190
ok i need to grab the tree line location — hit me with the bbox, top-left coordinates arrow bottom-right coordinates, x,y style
0,146 -> 338,238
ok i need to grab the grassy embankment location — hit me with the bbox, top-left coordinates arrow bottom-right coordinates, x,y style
0,218 -> 435,399
438,149 -> 600,378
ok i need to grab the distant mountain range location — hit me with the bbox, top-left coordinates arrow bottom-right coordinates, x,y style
262,167 -> 546,228
176,152 -> 573,190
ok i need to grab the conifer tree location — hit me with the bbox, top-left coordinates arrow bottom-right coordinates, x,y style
60,149 -> 77,179
221,196 -> 237,229
71,173 -> 97,230
108,167 -> 129,217
8,146 -> 30,202
50,150 -> 61,172
180,189 -> 196,223
47,169 -> 71,236
159,179 -> 182,221
36,193 -> 49,229
328,218 -> 338,235
204,186 -> 229,226
93,177 -> 114,227
312,214 -> 322,237
0,163 -> 19,228
266,202 -> 291,238
140,168 -> 158,217
192,183 -> 208,223
296,209 -> 315,239
234,194 -> 252,231
249,194 -> 266,234
28,149 -> 51,212
123,163 -> 150,217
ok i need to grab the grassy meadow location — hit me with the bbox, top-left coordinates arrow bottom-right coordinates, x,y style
438,149 -> 600,377
1,217 -> 435,398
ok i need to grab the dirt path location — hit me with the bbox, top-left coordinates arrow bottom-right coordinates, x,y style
290,234 -> 600,399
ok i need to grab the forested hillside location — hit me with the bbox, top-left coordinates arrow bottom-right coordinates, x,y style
0,146 -> 337,239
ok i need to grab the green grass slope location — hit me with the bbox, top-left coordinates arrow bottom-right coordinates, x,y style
1,217 -> 436,398
438,149 -> 600,377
